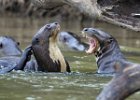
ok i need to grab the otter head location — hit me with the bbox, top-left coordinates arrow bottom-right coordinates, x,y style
32,22 -> 69,72
33,22 -> 60,44
32,22 -> 60,50
0,36 -> 22,57
59,31 -> 88,51
82,28 -> 115,57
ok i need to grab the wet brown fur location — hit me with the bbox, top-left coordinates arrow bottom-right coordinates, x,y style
32,22 -> 70,72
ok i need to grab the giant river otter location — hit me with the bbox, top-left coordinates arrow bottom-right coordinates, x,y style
32,22 -> 70,72
82,28 -> 133,74
82,28 -> 140,99
0,36 -> 32,74
97,61 -> 140,100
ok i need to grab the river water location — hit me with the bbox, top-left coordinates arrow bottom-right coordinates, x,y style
0,16 -> 140,100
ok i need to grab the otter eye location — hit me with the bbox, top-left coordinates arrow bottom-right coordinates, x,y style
84,28 -> 88,31
32,37 -> 40,45
64,37 -> 67,41
47,24 -> 50,27
54,22 -> 58,25
35,38 -> 39,43
17,42 -> 20,45
0,43 -> 3,48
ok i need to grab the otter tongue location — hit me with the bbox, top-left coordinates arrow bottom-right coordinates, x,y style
86,38 -> 96,54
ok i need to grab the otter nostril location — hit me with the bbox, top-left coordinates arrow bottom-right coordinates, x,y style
84,28 -> 88,31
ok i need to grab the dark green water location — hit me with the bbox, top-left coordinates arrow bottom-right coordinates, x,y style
0,16 -> 140,100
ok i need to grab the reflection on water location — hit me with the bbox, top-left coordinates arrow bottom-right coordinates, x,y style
0,16 -> 140,100
0,16 -> 140,48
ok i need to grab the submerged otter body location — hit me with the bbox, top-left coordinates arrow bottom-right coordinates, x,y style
82,28 -> 130,74
97,61 -> 140,100
0,36 -> 33,73
32,22 -> 70,72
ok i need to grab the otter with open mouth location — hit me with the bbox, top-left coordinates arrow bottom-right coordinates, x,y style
32,22 -> 70,72
82,28 -> 126,74
82,28 -> 140,99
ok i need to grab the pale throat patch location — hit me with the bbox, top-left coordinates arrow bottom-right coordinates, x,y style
95,47 -> 101,62
48,38 -> 66,72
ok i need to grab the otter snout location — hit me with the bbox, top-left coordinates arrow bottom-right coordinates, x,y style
82,28 -> 112,42
45,22 -> 59,30
82,28 -> 95,38
34,22 -> 60,36
82,28 -> 98,35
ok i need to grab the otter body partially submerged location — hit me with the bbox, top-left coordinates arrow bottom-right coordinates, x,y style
32,22 -> 70,72
0,36 -> 32,74
82,28 -> 127,74
82,28 -> 140,99
97,61 -> 140,100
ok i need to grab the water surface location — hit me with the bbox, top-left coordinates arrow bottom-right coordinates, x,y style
0,16 -> 140,100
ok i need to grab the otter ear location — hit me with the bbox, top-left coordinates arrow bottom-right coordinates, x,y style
0,43 -> 3,49
107,38 -> 113,43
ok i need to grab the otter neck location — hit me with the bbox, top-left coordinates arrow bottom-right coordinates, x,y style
97,40 -> 124,58
48,39 -> 66,72
96,41 -> 126,70
95,40 -> 127,74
